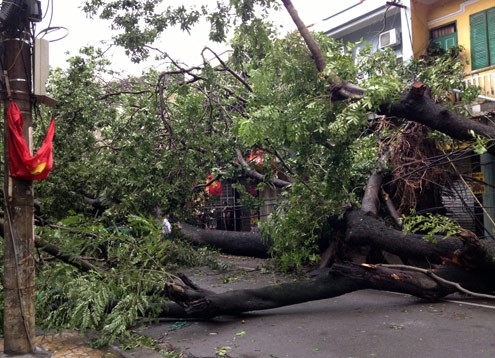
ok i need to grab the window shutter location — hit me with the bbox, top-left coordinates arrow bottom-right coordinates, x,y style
488,8 -> 495,66
471,12 -> 489,70
432,33 -> 457,50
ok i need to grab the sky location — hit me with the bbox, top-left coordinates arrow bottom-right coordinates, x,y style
36,0 -> 352,75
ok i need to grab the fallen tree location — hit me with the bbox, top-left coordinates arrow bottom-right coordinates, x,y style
158,260 -> 494,319
155,0 -> 495,316
176,209 -> 495,271
168,203 -> 495,319
170,155 -> 495,318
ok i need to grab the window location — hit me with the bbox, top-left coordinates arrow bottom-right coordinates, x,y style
430,23 -> 457,51
470,7 -> 495,70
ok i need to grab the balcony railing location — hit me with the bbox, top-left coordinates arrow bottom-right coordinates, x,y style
463,71 -> 495,98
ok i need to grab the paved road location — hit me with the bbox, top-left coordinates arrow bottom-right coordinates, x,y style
132,290 -> 495,358
118,259 -> 495,358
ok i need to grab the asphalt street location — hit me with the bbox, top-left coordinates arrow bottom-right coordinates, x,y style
131,290 -> 495,358
118,257 -> 495,358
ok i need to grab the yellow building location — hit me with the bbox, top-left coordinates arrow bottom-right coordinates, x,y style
410,1 -> 495,237
411,0 -> 495,100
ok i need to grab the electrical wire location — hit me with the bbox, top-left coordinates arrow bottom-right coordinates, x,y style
4,37 -> 26,73
36,0 -> 69,42
41,0 -> 50,20
378,3 -> 393,35
41,0 -> 54,25
22,31 -> 32,95
36,25 -> 68,42
446,155 -> 495,232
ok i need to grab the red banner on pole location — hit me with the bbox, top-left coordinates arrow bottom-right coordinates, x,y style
7,101 -> 55,180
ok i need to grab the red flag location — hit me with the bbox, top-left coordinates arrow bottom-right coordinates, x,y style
206,174 -> 222,196
7,101 -> 55,180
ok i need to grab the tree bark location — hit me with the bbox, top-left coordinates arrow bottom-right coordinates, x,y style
380,82 -> 495,141
281,0 -> 326,73
280,0 -> 364,101
177,208 -> 495,270
345,209 -> 495,270
361,172 -> 382,215
157,262 -> 492,319
177,222 -> 272,258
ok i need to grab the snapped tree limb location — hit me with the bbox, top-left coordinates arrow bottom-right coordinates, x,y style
177,221 -> 272,258
380,82 -> 495,141
281,0 -> 365,101
345,209 -> 495,271
35,238 -> 100,273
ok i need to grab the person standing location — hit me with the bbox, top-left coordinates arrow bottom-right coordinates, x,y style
162,216 -> 172,238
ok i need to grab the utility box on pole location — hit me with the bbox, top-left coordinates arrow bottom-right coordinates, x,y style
34,37 -> 49,96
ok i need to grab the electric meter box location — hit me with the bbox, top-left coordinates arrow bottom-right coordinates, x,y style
34,37 -> 49,96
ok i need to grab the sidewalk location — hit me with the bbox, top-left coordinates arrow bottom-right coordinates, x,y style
0,331 -> 117,357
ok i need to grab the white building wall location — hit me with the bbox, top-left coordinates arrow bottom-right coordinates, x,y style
315,0 -> 414,62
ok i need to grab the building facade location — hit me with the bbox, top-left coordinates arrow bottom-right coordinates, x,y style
411,0 -> 495,102
413,0 -> 495,237
317,1 -> 414,62
320,0 -> 495,237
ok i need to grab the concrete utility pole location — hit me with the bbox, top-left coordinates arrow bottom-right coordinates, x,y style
2,12 -> 36,355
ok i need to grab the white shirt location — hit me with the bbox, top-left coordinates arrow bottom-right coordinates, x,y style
162,218 -> 172,234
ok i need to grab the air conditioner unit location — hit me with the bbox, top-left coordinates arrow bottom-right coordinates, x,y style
379,29 -> 401,49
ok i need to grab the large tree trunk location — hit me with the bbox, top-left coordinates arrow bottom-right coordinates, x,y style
177,222 -> 271,258
380,82 -> 495,141
158,262 -> 493,319
345,210 -> 495,271
177,210 -> 495,271
166,207 -> 495,319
